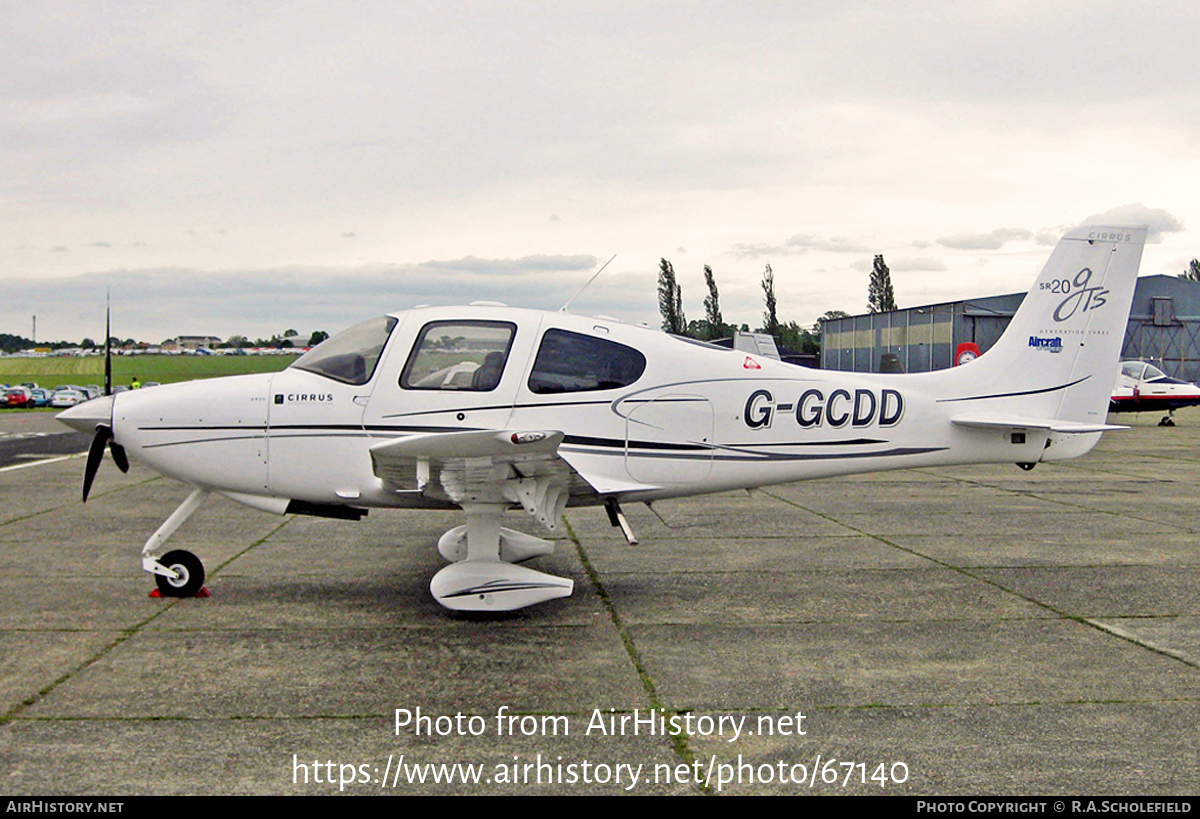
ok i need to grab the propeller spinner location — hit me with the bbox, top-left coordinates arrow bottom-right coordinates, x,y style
57,394 -> 127,501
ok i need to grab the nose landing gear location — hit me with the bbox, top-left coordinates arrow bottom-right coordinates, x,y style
142,488 -> 211,598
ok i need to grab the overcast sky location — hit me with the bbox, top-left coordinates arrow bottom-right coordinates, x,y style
3,1 -> 1199,343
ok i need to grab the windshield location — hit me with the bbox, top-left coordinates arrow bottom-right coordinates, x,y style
292,315 -> 398,385
1121,361 -> 1145,380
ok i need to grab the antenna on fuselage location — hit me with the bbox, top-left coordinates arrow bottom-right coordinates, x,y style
560,254 -> 616,312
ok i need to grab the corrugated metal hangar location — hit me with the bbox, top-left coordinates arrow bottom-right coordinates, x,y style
820,275 -> 1200,382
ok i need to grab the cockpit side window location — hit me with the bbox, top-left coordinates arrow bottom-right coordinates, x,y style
292,315 -> 397,385
527,329 -> 647,394
1121,361 -> 1146,381
400,321 -> 517,391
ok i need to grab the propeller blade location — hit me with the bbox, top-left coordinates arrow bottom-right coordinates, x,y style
109,441 -> 130,473
82,425 -> 112,503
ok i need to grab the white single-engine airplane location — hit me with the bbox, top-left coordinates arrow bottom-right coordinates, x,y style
60,225 -> 1146,612
1110,359 -> 1200,426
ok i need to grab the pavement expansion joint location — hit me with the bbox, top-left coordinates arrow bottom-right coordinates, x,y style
761,488 -> 1200,671
564,517 -> 713,795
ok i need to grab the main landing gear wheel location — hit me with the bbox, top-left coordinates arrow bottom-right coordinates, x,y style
155,549 -> 205,598
1159,416 -> 1176,427
430,503 -> 572,612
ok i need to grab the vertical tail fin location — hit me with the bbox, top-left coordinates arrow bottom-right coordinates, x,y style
967,225 -> 1146,426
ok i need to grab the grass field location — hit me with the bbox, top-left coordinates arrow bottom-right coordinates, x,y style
0,354 -> 296,391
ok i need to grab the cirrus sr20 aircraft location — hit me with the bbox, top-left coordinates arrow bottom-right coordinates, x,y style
60,224 -> 1146,612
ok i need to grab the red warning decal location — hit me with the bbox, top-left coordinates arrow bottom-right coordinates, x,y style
743,357 -> 761,370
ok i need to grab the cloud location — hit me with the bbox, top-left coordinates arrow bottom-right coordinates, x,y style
89,241 -> 111,248
728,233 -> 872,259
784,234 -> 873,253
1035,228 -> 1063,246
727,242 -> 805,259
0,254 -> 612,341
1079,203 -> 1184,242
422,254 -> 597,275
890,257 -> 948,272
936,228 -> 1032,250
850,256 -> 947,273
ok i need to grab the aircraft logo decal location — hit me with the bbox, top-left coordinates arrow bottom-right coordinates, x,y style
275,393 -> 335,405
1050,268 -> 1109,322
1028,336 -> 1064,353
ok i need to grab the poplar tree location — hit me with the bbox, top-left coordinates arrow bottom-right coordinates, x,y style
760,263 -> 779,337
702,265 -> 724,340
868,254 -> 897,313
657,258 -> 687,335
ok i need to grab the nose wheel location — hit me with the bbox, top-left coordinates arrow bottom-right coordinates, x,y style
154,549 -> 206,597
141,488 -> 210,597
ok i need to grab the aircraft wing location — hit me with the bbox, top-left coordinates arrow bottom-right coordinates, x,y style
369,429 -> 603,529
950,414 -> 1128,434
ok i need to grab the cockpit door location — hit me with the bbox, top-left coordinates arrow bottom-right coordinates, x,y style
361,314 -> 543,437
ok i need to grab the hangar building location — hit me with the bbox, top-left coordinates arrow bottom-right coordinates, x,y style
820,275 -> 1200,382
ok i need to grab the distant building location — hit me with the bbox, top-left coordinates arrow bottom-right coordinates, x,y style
167,335 -> 223,352
821,275 -> 1200,382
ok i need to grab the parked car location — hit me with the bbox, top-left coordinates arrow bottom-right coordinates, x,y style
50,389 -> 86,408
29,388 -> 51,407
2,387 -> 34,409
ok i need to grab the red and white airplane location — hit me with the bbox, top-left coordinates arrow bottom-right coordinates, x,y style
60,225 -> 1147,612
1110,360 -> 1200,426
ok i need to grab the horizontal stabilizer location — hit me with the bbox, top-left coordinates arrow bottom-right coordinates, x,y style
951,414 -> 1128,434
